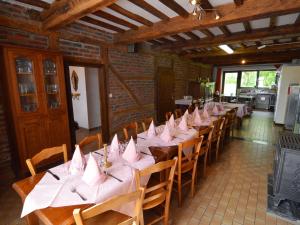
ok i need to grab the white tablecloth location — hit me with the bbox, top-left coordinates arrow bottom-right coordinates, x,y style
21,146 -> 155,217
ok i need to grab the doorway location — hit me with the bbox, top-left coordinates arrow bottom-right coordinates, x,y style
64,61 -> 109,151
156,67 -> 175,123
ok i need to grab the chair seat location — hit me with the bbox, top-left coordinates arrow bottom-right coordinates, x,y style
83,210 -> 130,225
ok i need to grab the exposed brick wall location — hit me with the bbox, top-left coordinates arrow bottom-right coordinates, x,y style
59,39 -> 101,60
0,0 -> 36,21
0,101 -> 10,168
108,49 -> 155,132
0,26 -> 48,49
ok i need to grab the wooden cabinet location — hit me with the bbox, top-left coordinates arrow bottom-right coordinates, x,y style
0,46 -> 71,176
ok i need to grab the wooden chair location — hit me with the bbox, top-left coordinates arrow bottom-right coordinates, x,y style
225,108 -> 238,139
135,158 -> 178,225
197,126 -> 214,177
26,144 -> 68,176
174,136 -> 204,207
220,114 -> 230,150
73,188 -> 145,225
79,133 -> 103,150
174,108 -> 182,119
165,112 -> 172,121
123,122 -> 139,141
210,117 -> 226,161
142,117 -> 154,132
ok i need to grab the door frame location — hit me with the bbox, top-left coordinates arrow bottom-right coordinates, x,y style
63,59 -> 110,149
155,66 -> 175,123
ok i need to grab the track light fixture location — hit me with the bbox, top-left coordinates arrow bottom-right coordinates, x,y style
189,0 -> 221,20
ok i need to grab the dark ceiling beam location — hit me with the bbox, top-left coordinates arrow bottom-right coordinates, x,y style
201,29 -> 215,38
115,0 -> 300,44
295,13 -> 300,24
243,21 -> 252,33
155,24 -> 300,50
219,26 -> 231,36
128,0 -> 169,21
158,0 -> 189,18
184,32 -> 200,40
108,3 -> 153,26
171,34 -> 186,42
233,0 -> 244,6
147,40 -> 162,45
93,10 -> 138,30
269,16 -> 277,30
80,16 -> 125,33
16,0 -> 50,9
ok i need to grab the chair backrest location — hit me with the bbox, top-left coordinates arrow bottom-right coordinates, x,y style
177,136 -> 204,175
198,126 -> 214,156
123,122 -> 139,141
135,158 -> 178,211
141,117 -> 154,132
174,108 -> 182,119
79,133 -> 103,150
212,117 -> 225,140
26,144 -> 68,176
227,107 -> 238,127
73,188 -> 145,225
165,112 -> 172,121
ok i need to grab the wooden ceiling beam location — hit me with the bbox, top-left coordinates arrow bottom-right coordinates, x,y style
201,0 -> 213,10
171,34 -> 186,42
201,29 -> 215,38
157,37 -> 174,44
243,21 -> 252,33
43,0 -> 117,30
184,32 -> 200,40
155,24 -> 300,50
158,0 -> 189,18
128,0 -> 169,21
16,0 -> 50,9
219,26 -> 231,36
295,13 -> 300,24
194,50 -> 300,65
80,16 -> 125,33
269,16 -> 277,30
108,3 -> 153,26
93,10 -> 138,30
185,42 -> 300,58
147,40 -> 162,45
115,0 -> 300,44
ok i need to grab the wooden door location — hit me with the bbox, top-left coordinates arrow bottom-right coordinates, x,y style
156,67 -> 175,123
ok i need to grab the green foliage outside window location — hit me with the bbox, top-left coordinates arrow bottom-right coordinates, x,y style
241,71 -> 257,87
258,71 -> 276,88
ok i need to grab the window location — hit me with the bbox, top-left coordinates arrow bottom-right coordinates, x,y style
223,72 -> 238,96
258,71 -> 276,88
241,71 -> 257,88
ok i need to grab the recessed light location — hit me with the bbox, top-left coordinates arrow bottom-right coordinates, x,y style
219,44 -> 234,54
241,59 -> 246,64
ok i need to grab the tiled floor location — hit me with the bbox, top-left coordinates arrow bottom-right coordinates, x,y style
1,111 -> 296,225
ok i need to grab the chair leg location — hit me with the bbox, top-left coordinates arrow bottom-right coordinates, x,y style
178,175 -> 182,207
203,152 -> 208,177
164,203 -> 170,225
216,139 -> 220,161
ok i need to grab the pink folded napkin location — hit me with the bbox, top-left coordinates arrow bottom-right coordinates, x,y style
218,104 -> 225,111
122,137 -> 141,163
193,109 -> 203,126
147,120 -> 156,138
179,115 -> 188,131
160,124 -> 173,142
202,108 -> 209,119
82,153 -> 106,186
193,106 -> 199,118
109,134 -> 120,160
183,109 -> 189,118
168,114 -> 175,128
213,105 -> 219,115
69,145 -> 86,175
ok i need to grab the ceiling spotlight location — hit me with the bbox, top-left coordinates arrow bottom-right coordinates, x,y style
219,44 -> 234,54
215,11 -> 220,20
189,0 -> 199,5
189,0 -> 220,21
241,59 -> 246,64
257,45 -> 266,50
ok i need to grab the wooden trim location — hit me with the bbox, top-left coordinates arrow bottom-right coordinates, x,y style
80,16 -> 125,33
63,56 -> 103,66
108,64 -> 143,107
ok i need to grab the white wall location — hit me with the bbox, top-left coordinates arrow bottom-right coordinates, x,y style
85,67 -> 101,129
69,66 -> 89,129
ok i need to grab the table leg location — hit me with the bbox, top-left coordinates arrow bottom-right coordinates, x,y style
25,213 -> 39,225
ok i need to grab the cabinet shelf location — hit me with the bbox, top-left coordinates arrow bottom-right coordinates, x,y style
17,72 -> 33,75
44,73 -> 56,76
20,93 -> 36,97
47,92 -> 59,95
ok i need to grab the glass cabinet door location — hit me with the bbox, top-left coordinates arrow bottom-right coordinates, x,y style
43,58 -> 61,110
15,57 -> 39,112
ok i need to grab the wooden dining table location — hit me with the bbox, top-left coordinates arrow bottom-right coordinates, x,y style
12,118 -> 215,225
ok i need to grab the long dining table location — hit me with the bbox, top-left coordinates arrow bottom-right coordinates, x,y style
12,113 -> 223,225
